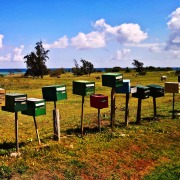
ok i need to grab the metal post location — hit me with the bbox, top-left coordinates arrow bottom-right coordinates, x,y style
136,98 -> 142,124
15,112 -> 19,152
33,116 -> 41,145
98,109 -> 101,132
111,87 -> 115,130
153,97 -> 157,119
125,93 -> 130,126
81,96 -> 85,137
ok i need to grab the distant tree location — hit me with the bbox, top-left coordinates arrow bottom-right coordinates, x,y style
125,67 -> 131,73
24,41 -> 49,78
72,59 -> 82,76
80,59 -> 94,76
132,59 -> 144,72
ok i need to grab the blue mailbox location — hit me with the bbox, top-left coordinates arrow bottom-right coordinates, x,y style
115,79 -> 130,94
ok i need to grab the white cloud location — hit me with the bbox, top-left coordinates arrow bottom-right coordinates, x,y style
0,54 -> 11,61
13,45 -> 24,61
171,50 -> 180,58
112,48 -> 131,60
0,34 -> 4,48
71,31 -> 106,49
166,7 -> 180,50
43,36 -> 69,49
93,18 -> 148,43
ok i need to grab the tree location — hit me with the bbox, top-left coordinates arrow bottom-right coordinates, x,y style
72,59 -> 94,76
24,41 -> 49,78
80,59 -> 94,76
132,59 -> 144,72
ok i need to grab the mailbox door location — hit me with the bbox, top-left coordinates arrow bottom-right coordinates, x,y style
116,80 -> 130,94
132,86 -> 150,99
56,86 -> 67,101
85,83 -> 95,96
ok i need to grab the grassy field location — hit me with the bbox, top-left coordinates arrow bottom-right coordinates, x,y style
0,71 -> 180,179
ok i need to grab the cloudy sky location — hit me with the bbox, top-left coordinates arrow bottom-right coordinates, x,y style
0,0 -> 180,68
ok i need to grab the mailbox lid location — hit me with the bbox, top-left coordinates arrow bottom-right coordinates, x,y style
165,82 -> 180,93
73,80 -> 95,96
116,79 -> 130,94
147,84 -> 164,97
102,73 -> 123,88
21,98 -> 46,116
90,94 -> 108,109
132,85 -> 150,99
42,84 -> 67,101
0,88 -> 5,106
2,93 -> 27,112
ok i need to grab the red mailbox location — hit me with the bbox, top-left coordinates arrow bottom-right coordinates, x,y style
90,94 -> 108,109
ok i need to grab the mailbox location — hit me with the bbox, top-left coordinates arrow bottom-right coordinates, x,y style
21,98 -> 46,117
90,94 -> 108,109
116,79 -> 130,94
132,85 -> 150,99
0,88 -> 5,107
147,84 -> 164,98
2,93 -> 27,112
165,82 -> 180,93
42,85 -> 67,101
178,75 -> 180,82
102,73 -> 123,88
73,80 -> 95,96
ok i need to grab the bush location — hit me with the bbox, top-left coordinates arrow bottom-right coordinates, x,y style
139,71 -> 147,75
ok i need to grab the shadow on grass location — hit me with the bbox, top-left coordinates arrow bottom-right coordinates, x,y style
0,141 -> 26,156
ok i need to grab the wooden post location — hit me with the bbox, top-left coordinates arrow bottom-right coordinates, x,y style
125,93 -> 130,126
98,109 -> 101,132
172,93 -> 175,119
81,96 -> 85,137
111,87 -> 116,130
15,112 -> 19,152
33,116 -> 41,145
53,101 -> 60,141
153,97 -> 157,119
136,98 -> 142,124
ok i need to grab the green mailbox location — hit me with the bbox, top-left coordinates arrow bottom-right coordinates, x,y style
73,80 -> 95,96
2,93 -> 27,112
22,98 -> 46,117
102,73 -> 123,88
132,85 -> 150,99
147,84 -> 164,98
42,85 -> 67,101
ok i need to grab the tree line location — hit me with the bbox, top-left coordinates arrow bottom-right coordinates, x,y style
23,41 -> 176,78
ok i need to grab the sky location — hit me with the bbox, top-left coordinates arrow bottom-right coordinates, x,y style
0,0 -> 180,69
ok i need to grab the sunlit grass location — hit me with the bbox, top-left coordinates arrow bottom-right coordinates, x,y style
0,71 -> 179,179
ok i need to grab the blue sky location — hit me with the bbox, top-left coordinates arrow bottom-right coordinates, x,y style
0,0 -> 180,68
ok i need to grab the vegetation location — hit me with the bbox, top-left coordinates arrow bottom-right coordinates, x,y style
24,41 -> 49,78
72,59 -> 94,76
0,70 -> 179,179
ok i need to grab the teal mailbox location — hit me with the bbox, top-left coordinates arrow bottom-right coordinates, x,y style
116,79 -> 130,94
22,98 -> 46,117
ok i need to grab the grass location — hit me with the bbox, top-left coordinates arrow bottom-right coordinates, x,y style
0,71 -> 180,179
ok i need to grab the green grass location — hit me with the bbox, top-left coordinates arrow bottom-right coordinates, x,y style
0,71 -> 180,179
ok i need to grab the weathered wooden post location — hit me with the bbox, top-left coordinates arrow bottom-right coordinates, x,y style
115,79 -> 131,126
132,85 -> 150,124
102,73 -> 123,130
42,85 -> 67,141
2,93 -> 27,153
73,80 -> 95,137
147,84 -> 164,119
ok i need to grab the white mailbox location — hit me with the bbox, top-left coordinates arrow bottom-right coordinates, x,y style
165,82 -> 180,93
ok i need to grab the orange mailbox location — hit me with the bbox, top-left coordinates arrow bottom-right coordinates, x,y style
90,94 -> 108,109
